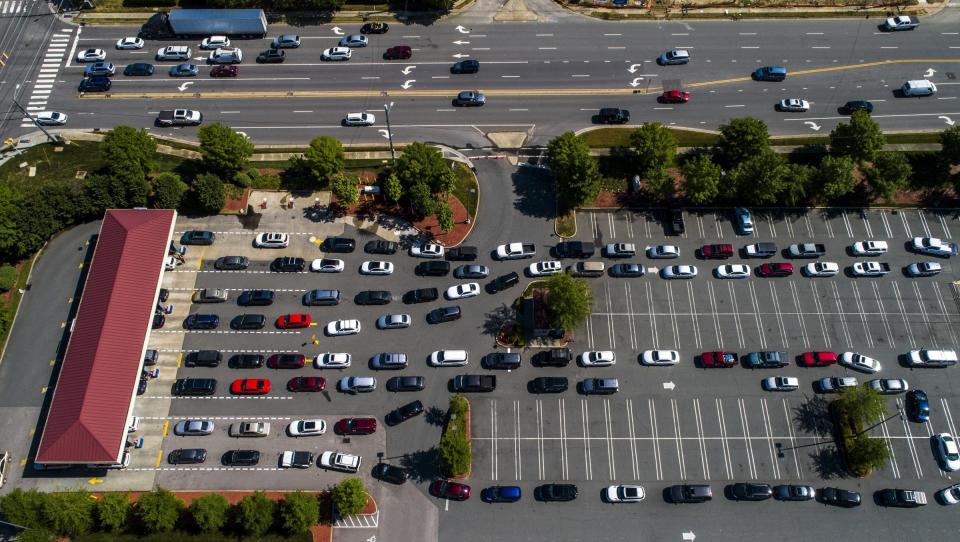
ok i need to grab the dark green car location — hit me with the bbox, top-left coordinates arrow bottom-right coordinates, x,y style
123,62 -> 154,76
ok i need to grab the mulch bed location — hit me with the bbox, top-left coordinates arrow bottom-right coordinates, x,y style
337,193 -> 473,246
222,187 -> 251,213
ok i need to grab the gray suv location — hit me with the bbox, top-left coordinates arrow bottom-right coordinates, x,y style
453,91 -> 485,107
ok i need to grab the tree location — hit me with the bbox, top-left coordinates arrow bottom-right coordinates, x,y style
198,123 -> 255,178
729,150 -> 788,205
394,142 -> 449,194
43,490 -> 93,538
279,491 -> 319,535
151,172 -> 188,209
829,111 -> 885,163
438,427 -> 471,475
0,488 -> 48,528
940,125 -> 960,166
101,125 -> 156,177
383,173 -> 403,203
846,434 -> 890,472
192,173 -> 225,214
781,163 -> 813,206
0,183 -> 24,260
331,478 -> 367,516
95,492 -> 131,533
680,153 -> 721,205
630,122 -> 677,172
0,265 -> 16,292
543,272 -> 592,332
330,173 -> 360,207
718,117 -> 770,167
272,0 -> 344,10
14,529 -> 54,542
643,167 -> 674,203
814,155 -> 857,201
546,131 -> 601,210
835,384 -> 888,424
408,0 -> 455,9
236,491 -> 275,537
135,487 -> 182,534
190,493 -> 229,534
436,200 -> 455,233
407,181 -> 436,218
867,152 -> 912,202
303,136 -> 344,185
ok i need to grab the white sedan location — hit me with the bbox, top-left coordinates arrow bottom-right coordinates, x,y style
115,37 -> 144,50
641,350 -> 679,366
34,111 -> 68,126
646,245 -> 679,259
287,419 -> 326,437
935,433 -> 960,472
604,485 -> 645,503
762,376 -> 800,391
311,258 -> 344,273
580,351 -> 616,367
777,98 -> 810,112
76,48 -> 106,62
344,112 -> 376,126
911,237 -> 958,257
254,232 -> 289,248
410,242 -> 445,258
839,351 -> 881,373
661,265 -> 698,279
314,352 -> 352,369
377,313 -> 411,329
528,260 -> 562,277
714,264 -> 751,279
938,483 -> 960,505
446,282 -> 480,300
200,35 -> 230,49
803,262 -> 839,277
851,240 -> 888,256
326,319 -> 361,336
361,260 -> 394,275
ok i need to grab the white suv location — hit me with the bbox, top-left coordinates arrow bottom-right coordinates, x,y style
254,232 -> 289,248
156,46 -> 191,61
322,47 -> 352,61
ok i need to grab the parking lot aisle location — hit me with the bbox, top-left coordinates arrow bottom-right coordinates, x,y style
758,398 -> 782,481
704,283 -> 725,349
603,283 -> 616,350
895,397 -> 925,479
685,283 -> 704,351
644,282 -> 659,348
930,283 -> 960,346
859,209 -> 874,238
745,283 -> 769,349
786,282 -> 812,350
780,399 -> 803,479
691,398 -> 710,480
664,284 -> 682,350
766,282 -> 790,349
847,281 -> 875,349
805,282 -> 832,349
647,398 -> 664,481
817,209 -> 836,240
889,281 -> 919,347
669,399 -> 687,480
734,398 -> 759,479
624,399 -> 640,480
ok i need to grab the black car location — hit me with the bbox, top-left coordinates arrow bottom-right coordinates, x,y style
360,21 -> 389,34
168,448 -> 206,465
152,313 -> 165,329
180,230 -> 215,245
137,375 -> 148,395
365,240 -> 398,254
773,485 -> 815,501
597,107 -> 630,124
79,76 -> 111,92
158,288 -> 169,302
819,487 -> 861,508
257,49 -> 285,63
876,488 -> 927,507
416,261 -> 450,276
429,306 -> 461,324
386,375 -> 425,392
490,272 -> 520,292
231,314 -> 266,330
668,484 -> 713,503
237,289 -> 275,306
446,246 -> 478,261
356,290 -> 392,305
731,482 -> 773,501
214,256 -> 249,270
840,100 -> 874,114
669,208 -> 685,235
534,348 -> 572,367
229,354 -> 264,369
123,62 -> 155,76
222,450 -> 260,467
271,257 -> 305,272
372,463 -> 408,484
408,288 -> 439,304
530,377 -> 568,393
325,236 -> 356,253
484,352 -> 521,370
185,350 -> 222,368
173,378 -> 217,396
451,59 -> 479,74
536,484 -> 578,502
184,313 -> 219,330
553,241 -> 595,259
385,400 -> 424,426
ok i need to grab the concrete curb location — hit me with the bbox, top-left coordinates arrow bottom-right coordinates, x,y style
553,209 -> 577,239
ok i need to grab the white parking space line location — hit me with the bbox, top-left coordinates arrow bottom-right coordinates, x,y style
860,210 -> 873,237
625,282 -> 638,351
930,282 -> 959,345
760,399 -> 780,480
626,399 -> 640,480
535,399 -> 544,480
782,210 -> 795,238
941,398 -> 959,439
841,210 -> 854,238
716,399 -> 734,479
802,214 -> 814,238
693,398 -> 710,480
765,214 -> 777,237
586,310 -> 595,349
898,211 -> 912,237
686,282 -> 703,350
879,210 -> 893,238
877,412 -> 901,479
747,283 -> 767,349
646,283 -> 659,347
911,282 -> 937,347
788,281 -> 810,349
715,212 -> 725,239
604,283 -> 615,349
938,213 -> 952,238
491,400 -> 498,480
649,399 -> 663,480
768,282 -> 789,348
696,214 -> 705,239
666,284 -> 681,348
917,210 -> 932,237
514,400 -> 522,481
670,399 -> 686,480
559,398 -> 570,480
643,213 -> 652,238
821,210 -> 835,238
706,282 -> 723,348
736,398 -> 759,479
871,282 -> 896,350
581,400 -> 593,481
890,281 -> 917,346
727,283 -> 746,349
830,282 -> 853,346
626,211 -> 635,239
849,282 -> 873,348
607,212 -> 617,239
603,400 -> 616,480
897,397 -> 924,479
781,399 -> 802,478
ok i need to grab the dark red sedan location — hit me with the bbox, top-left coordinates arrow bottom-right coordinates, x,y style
334,417 -> 378,435
267,354 -> 305,369
276,313 -> 311,329
758,262 -> 794,277
287,376 -> 326,392
660,90 -> 690,103
384,45 -> 412,60
700,244 -> 734,259
701,351 -> 738,368
210,65 -> 238,77
800,351 -> 838,367
430,480 -> 471,501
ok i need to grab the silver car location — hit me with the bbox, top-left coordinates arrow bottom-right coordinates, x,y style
174,420 -> 214,436
661,265 -> 698,279
339,34 -> 368,47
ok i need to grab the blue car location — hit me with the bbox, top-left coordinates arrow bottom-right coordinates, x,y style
733,207 -> 754,235
906,389 -> 930,423
84,62 -> 115,77
482,486 -> 521,503
169,63 -> 199,77
79,76 -> 111,92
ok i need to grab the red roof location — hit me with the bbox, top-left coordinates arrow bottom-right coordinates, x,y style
36,209 -> 176,463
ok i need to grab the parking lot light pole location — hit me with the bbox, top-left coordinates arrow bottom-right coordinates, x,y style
383,102 -> 396,164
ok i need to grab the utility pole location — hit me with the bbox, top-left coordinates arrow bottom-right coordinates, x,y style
383,101 -> 396,164
12,100 -> 58,143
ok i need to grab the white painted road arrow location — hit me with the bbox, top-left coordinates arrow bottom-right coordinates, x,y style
378,129 -> 390,139
939,115 -> 956,126
455,25 -> 470,34
177,82 -> 193,92
331,26 -> 344,35
401,79 -> 415,89
452,53 -> 470,59
627,63 -> 643,73
663,381 -> 676,390
402,65 -> 416,75
924,68 -> 936,78
629,77 -> 645,87
682,532 -> 696,541
453,40 -> 470,45
804,121 -> 822,131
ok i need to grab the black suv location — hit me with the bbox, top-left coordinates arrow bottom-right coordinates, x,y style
446,246 -> 478,261
490,272 -> 520,293
365,240 -> 398,254
597,107 -> 630,124
325,237 -> 356,253
229,354 -> 264,369
530,377 -> 568,393
429,306 -> 461,324
484,352 -> 521,370
553,241 -> 595,259
669,484 -> 713,503
407,288 -> 439,304
372,463 -> 408,484
185,350 -> 221,367
535,348 -> 572,367
356,290 -> 392,305
669,208 -> 685,235
231,314 -> 266,330
222,450 -> 260,466
214,256 -> 249,270
174,378 -> 217,396
271,257 -> 305,272
536,484 -> 578,502
416,261 -> 450,276
237,290 -> 274,306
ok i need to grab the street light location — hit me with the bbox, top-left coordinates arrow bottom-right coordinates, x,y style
383,101 -> 396,164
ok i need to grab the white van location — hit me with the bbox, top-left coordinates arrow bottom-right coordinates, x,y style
902,80 -> 937,97
906,349 -> 958,367
156,46 -> 191,61
209,47 -> 242,64
429,349 -> 468,367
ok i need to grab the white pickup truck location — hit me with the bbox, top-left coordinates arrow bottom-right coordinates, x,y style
851,261 -> 890,277
883,16 -> 919,31
496,242 -> 536,260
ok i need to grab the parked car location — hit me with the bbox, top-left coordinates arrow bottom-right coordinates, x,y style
431,480 -> 471,500
386,400 -> 424,425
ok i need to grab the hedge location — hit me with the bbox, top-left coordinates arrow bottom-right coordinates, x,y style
439,395 -> 471,477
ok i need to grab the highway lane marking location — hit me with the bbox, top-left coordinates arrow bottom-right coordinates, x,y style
604,33 -> 621,36
571,74 -> 589,77
811,46 -> 831,49
361,76 -> 380,79
739,32 -> 757,35
881,46 -> 899,49
805,32 -> 824,35
535,33 -> 553,36
293,110 -> 313,113
431,76 -> 449,79
401,35 -> 421,38
724,104 -> 745,108
740,46 -> 759,49
607,46 -> 625,50
538,47 -> 557,50
508,108 -> 528,111
109,77 -> 312,83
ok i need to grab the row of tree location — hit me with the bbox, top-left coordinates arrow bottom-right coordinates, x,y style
200,0 -> 457,12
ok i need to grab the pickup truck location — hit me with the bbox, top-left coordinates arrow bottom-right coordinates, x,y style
744,242 -> 777,258
319,451 -> 361,472
851,262 -> 890,277
452,374 -> 497,392
788,243 -> 826,258
554,241 -> 596,259
883,15 -> 919,31
280,450 -> 314,468
156,109 -> 203,127
496,242 -> 536,260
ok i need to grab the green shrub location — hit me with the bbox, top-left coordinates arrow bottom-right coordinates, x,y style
331,478 -> 366,516
0,488 -> 48,528
189,493 -> 229,534
439,395 -> 471,477
135,488 -> 183,534
279,491 -> 319,535
0,264 -> 16,292
235,491 -> 275,537
95,493 -> 130,533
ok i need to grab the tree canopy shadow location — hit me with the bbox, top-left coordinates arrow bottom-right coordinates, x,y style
482,303 -> 519,338
399,447 -> 440,483
808,446 -> 848,480
793,394 -> 832,436
511,165 -> 556,219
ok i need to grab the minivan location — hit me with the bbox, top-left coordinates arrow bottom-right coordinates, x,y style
231,314 -> 266,330
174,378 -> 217,396
208,47 -> 242,64
570,261 -> 605,277
485,352 -> 521,370
185,314 -> 219,330
303,289 -> 341,306
156,46 -> 191,61
186,350 -> 222,367
658,49 -> 690,65
902,80 -> 937,97
906,349 -> 958,367
753,66 -> 787,82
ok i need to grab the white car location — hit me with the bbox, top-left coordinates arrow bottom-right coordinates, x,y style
604,485 -> 645,503
344,113 -> 375,126
254,232 -> 289,248
641,350 -> 679,366
935,433 -> 960,472
446,282 -> 480,300
361,260 -> 394,275
326,319 -> 361,336
34,111 -> 67,126
580,350 -> 616,367
429,349 -> 468,367
528,260 -> 562,277
777,98 -> 809,112
803,262 -> 839,277
321,47 -> 352,61
817,376 -> 858,393
311,258 -> 344,273
851,240 -> 888,256
314,352 -> 352,369
115,37 -> 144,50
715,264 -> 751,279
661,265 -> 698,279
320,451 -> 361,472
911,237 -> 957,257
938,483 -> 960,505
867,378 -> 908,395
839,352 -> 881,373
646,245 -> 679,259
200,35 -> 230,50
377,313 -> 411,329
411,242 -> 444,258
762,376 -> 800,391
906,262 -> 942,277
76,48 -> 106,62
287,419 -> 326,437
208,47 -> 242,64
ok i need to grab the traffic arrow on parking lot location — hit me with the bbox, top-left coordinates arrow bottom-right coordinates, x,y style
401,79 -> 415,89
663,381 -> 676,390
178,82 -> 193,92
455,25 -> 470,34
627,63 -> 643,73
453,40 -> 470,45
452,53 -> 470,59
682,532 -> 696,541
332,26 -> 344,35
402,65 -> 416,75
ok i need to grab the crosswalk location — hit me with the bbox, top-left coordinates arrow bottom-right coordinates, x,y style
22,28 -> 72,126
0,1 -> 29,14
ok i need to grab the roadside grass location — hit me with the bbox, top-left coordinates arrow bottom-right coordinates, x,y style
0,141 -> 104,190
451,162 -> 479,218
580,128 -> 944,149
0,251 -> 37,356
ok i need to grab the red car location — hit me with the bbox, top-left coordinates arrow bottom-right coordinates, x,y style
210,65 -> 238,77
701,351 -> 738,368
660,90 -> 690,103
231,378 -> 270,395
383,45 -> 412,60
700,244 -> 734,259
430,480 -> 471,501
267,354 -> 305,369
276,313 -> 311,329
334,417 -> 378,435
758,262 -> 794,277
287,376 -> 325,392
800,351 -> 838,367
